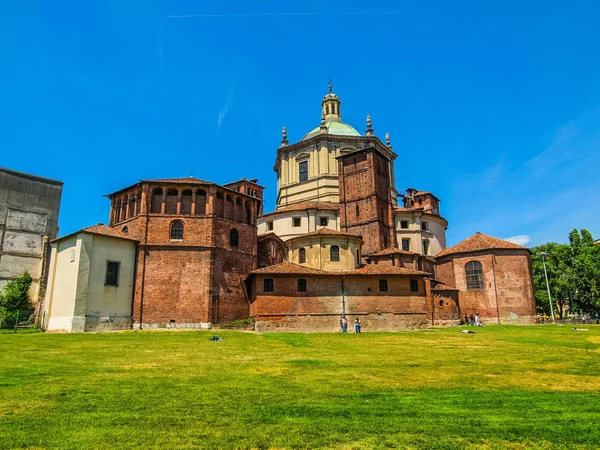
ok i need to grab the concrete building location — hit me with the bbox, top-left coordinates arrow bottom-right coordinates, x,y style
42,225 -> 137,332
0,167 -> 63,303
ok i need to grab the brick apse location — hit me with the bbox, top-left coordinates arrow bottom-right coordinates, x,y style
107,177 -> 263,329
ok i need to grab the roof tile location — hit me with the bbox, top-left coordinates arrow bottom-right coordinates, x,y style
82,224 -> 139,241
250,262 -> 429,276
435,232 -> 527,258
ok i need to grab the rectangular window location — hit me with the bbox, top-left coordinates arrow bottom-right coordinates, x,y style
267,221 -> 273,231
105,261 -> 120,286
297,278 -> 307,292
320,217 -> 328,226
421,221 -> 428,231
379,279 -> 388,292
400,220 -> 409,229
299,161 -> 308,182
410,279 -> 419,292
402,238 -> 410,252
422,240 -> 430,255
263,278 -> 274,292
293,217 -> 301,227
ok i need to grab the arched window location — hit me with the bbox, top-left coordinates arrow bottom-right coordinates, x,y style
326,105 -> 330,114
165,189 -> 178,214
230,229 -> 239,246
215,191 -> 224,217
151,188 -> 163,213
128,198 -> 135,218
330,245 -> 340,262
195,189 -> 206,215
235,197 -> 243,222
180,190 -> 192,215
122,226 -> 128,234
245,203 -> 252,224
170,220 -> 184,240
225,194 -> 234,220
465,261 -> 484,291
299,247 -> 306,264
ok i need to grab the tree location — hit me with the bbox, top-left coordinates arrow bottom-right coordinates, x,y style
531,243 -> 573,317
581,229 -> 594,247
532,229 -> 600,317
0,272 -> 33,327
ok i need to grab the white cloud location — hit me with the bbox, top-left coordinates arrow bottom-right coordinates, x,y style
504,235 -> 530,246
217,85 -> 234,130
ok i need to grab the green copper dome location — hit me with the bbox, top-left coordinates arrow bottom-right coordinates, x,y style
302,119 -> 361,141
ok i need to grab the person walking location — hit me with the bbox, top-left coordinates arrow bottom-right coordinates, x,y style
470,314 -> 475,326
342,317 -> 348,333
354,317 -> 361,334
339,316 -> 344,332
475,313 -> 480,327
463,313 -> 469,325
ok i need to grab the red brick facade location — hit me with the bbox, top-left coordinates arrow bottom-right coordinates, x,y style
338,147 -> 396,256
248,264 -> 430,331
435,249 -> 536,324
107,178 -> 261,328
257,233 -> 286,269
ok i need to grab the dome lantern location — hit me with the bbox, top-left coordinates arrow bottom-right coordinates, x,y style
321,78 -> 341,121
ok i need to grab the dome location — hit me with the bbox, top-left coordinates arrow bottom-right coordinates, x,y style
301,119 -> 361,141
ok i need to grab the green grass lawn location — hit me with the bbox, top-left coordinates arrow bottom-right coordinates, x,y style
1,326 -> 599,449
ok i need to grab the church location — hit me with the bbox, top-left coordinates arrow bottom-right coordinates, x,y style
40,85 -> 536,332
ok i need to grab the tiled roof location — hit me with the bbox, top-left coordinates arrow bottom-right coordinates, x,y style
304,228 -> 360,237
146,177 -> 212,184
369,247 -> 419,257
394,206 -> 424,213
52,224 -> 139,243
257,232 -> 285,243
435,232 -> 528,258
250,262 -> 429,276
108,177 -> 262,199
262,201 -> 340,216
431,281 -> 458,291
251,262 -> 324,275
350,265 -> 430,276
82,224 -> 139,241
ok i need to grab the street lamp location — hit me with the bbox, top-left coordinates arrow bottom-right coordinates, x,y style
539,251 -> 555,321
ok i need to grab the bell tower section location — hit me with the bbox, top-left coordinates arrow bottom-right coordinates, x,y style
338,147 -> 396,256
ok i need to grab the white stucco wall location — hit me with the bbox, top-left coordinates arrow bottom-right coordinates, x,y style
43,236 -> 81,332
43,232 -> 136,333
258,209 -> 340,241
394,211 -> 447,256
84,234 -> 136,332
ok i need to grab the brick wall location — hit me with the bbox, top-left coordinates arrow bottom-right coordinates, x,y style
435,249 -> 536,324
111,180 -> 261,328
338,148 -> 395,256
431,289 -> 460,325
257,234 -> 286,268
250,273 -> 429,332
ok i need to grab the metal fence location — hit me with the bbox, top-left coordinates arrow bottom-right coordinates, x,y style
0,308 -> 36,332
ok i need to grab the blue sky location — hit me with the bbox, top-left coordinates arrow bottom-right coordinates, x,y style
1,0 -> 599,247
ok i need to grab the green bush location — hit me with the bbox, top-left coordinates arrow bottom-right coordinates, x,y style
0,272 -> 33,328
